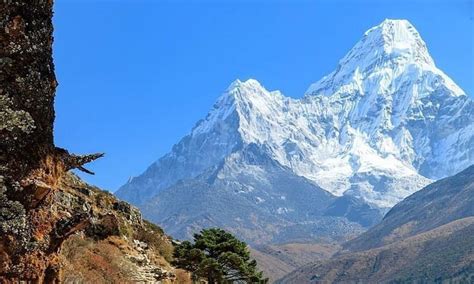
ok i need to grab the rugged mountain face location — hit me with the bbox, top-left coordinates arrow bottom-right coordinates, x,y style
142,143 -> 364,244
0,2 -> 190,282
278,165 -> 474,283
305,19 -> 472,184
116,19 -> 473,242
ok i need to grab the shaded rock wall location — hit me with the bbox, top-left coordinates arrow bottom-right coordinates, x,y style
0,2 -> 189,282
1,1 -> 56,177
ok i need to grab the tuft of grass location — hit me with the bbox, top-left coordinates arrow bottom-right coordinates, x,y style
134,220 -> 174,262
118,222 -> 134,239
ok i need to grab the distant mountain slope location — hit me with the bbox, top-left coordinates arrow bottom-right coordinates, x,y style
278,165 -> 474,283
278,217 -> 474,283
346,165 -> 474,251
141,144 -> 364,244
116,19 -> 473,244
250,243 -> 340,283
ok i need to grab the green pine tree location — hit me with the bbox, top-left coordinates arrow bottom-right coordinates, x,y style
173,228 -> 268,283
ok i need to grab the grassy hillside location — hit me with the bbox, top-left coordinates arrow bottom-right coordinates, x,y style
278,166 -> 474,283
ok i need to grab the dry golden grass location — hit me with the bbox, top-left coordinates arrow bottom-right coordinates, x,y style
280,217 -> 474,283
56,174 -> 192,283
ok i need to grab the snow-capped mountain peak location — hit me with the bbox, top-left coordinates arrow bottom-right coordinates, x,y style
361,19 -> 433,65
192,78 -> 284,139
341,19 -> 434,72
306,19 -> 465,98
116,19 -> 473,216
226,78 -> 284,104
226,78 -> 265,93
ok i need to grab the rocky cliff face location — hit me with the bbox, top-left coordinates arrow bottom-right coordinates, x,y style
0,170 -> 186,282
0,2 -> 189,282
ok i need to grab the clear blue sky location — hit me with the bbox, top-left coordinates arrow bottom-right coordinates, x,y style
53,0 -> 473,191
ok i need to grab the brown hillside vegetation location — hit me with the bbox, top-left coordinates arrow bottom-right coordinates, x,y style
280,217 -> 474,283
251,243 -> 340,282
57,173 -> 191,283
278,166 -> 474,283
345,165 -> 474,252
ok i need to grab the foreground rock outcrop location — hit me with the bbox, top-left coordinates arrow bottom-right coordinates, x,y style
56,173 -> 188,283
0,1 -> 189,282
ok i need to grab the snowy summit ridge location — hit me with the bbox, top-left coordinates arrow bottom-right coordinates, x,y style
307,19 -> 464,97
351,19 -> 434,67
116,19 -> 473,231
